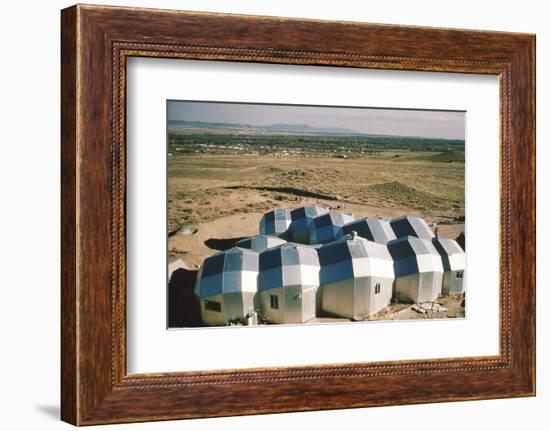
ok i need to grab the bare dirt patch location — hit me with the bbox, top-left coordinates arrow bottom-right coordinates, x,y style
169,212 -> 263,267
383,294 -> 465,320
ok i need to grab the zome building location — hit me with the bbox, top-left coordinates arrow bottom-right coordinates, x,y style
307,211 -> 355,244
258,243 -> 321,324
432,237 -> 466,295
387,236 -> 444,303
194,247 -> 259,326
319,233 -> 395,319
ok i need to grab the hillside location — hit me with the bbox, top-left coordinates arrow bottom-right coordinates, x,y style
424,149 -> 465,163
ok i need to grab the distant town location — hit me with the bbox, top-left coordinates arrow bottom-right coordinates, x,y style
168,120 -> 465,157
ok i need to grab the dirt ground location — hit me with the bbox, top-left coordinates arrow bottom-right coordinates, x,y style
168,152 -> 465,266
374,294 -> 465,320
307,294 -> 465,324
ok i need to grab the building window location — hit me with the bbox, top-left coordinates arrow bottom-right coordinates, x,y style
456,270 -> 464,279
204,300 -> 222,312
374,283 -> 381,295
270,294 -> 279,310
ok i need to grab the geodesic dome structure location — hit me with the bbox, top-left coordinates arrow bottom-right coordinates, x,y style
340,217 -> 397,244
259,208 -> 292,237
234,234 -> 287,253
318,235 -> 395,319
194,247 -> 259,326
288,205 -> 329,244
307,211 -> 355,245
387,236 -> 443,303
432,237 -> 466,295
258,243 -> 321,324
390,215 -> 435,240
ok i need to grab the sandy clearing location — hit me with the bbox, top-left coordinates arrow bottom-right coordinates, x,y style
168,198 -> 464,268
168,212 -> 263,267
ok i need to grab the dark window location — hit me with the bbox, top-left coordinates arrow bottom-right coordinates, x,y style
290,207 -> 306,220
315,214 -> 333,228
236,239 -> 252,249
374,283 -> 381,295
260,249 -> 282,270
343,221 -> 374,242
263,212 -> 275,223
202,253 -> 225,277
318,242 -> 352,266
456,270 -> 464,279
390,220 -> 412,238
270,294 -> 279,310
388,240 -> 415,260
204,300 -> 222,312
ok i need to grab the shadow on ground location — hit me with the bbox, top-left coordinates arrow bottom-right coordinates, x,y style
168,268 -> 201,328
35,405 -> 59,420
204,237 -> 246,251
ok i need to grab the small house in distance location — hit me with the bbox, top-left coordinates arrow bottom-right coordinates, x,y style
432,237 -> 466,295
288,205 -> 329,244
319,234 -> 395,319
258,243 -> 321,324
259,208 -> 292,237
194,247 -> 259,326
308,211 -> 355,245
390,215 -> 435,240
340,217 -> 397,244
388,236 -> 444,303
234,234 -> 286,253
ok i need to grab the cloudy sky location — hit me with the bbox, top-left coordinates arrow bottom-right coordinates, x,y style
167,100 -> 465,140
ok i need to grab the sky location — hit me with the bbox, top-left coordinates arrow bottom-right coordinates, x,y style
167,100 -> 465,140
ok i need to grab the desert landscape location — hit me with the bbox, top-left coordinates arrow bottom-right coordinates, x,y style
167,119 -> 465,327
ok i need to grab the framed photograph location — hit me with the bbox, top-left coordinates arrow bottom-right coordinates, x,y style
61,4 -> 536,425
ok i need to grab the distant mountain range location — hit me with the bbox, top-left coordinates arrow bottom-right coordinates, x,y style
168,120 -> 363,135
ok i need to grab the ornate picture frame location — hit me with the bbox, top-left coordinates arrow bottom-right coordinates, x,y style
61,4 -> 535,425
